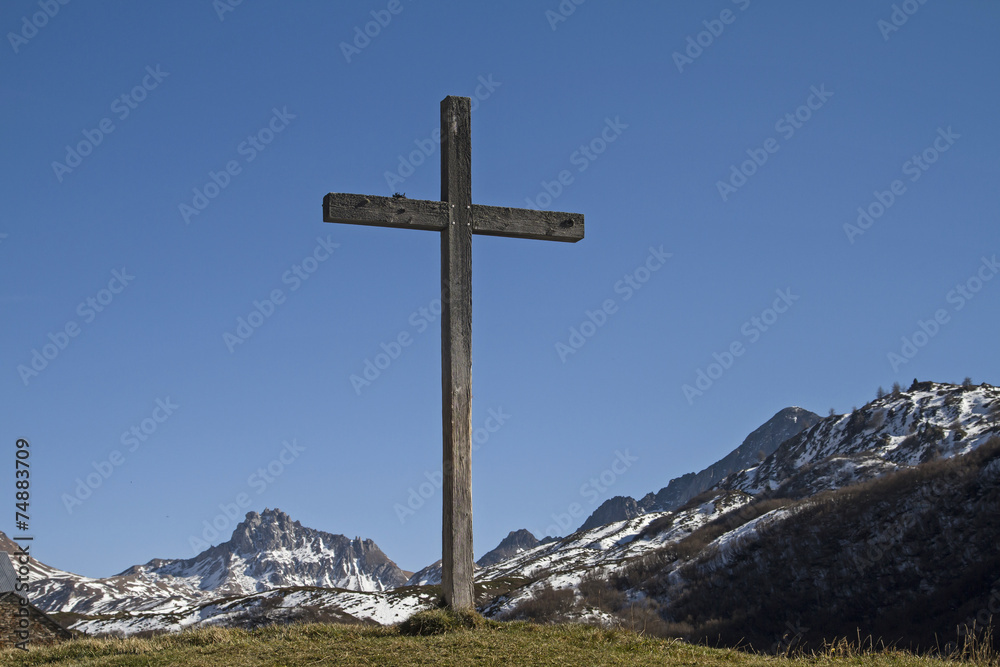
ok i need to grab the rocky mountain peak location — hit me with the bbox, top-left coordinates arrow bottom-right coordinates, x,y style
578,496 -> 643,533
643,405 -> 821,512
229,508 -> 305,554
477,529 -> 541,567
496,529 -> 536,547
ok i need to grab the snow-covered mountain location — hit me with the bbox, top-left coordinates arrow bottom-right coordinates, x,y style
478,491 -> 753,603
640,405 -> 821,512
575,406 -> 820,531
139,508 -> 410,594
403,560 -> 445,587
477,529 -> 556,567
484,382 -> 996,575
21,508 -> 409,617
723,381 -> 1000,497
471,381 -> 1000,649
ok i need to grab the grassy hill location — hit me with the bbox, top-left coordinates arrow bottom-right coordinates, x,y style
2,618 -> 997,667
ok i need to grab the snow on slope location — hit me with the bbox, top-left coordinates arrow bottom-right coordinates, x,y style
71,586 -> 437,636
700,506 -> 797,571
477,491 -> 752,616
724,383 -> 1000,497
399,498 -> 743,589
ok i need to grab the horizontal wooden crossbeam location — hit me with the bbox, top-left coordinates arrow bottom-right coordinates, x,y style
323,193 -> 584,242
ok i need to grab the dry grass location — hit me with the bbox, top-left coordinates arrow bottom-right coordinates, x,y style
1,621 -> 997,667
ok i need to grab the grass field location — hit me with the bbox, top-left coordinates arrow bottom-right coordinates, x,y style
2,613 -> 997,667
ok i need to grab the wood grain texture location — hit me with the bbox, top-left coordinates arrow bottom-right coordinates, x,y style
323,193 -> 448,231
324,194 -> 584,243
439,96 -> 475,611
471,204 -> 583,242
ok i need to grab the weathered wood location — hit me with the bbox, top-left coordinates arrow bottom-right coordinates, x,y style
323,193 -> 449,232
324,193 -> 583,243
323,192 -> 583,243
471,205 -> 583,242
439,96 -> 475,610
321,95 -> 583,612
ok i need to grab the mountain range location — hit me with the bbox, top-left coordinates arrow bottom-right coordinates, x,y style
19,508 -> 409,623
6,380 -> 999,650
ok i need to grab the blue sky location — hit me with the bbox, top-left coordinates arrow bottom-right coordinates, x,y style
2,1 -> 998,578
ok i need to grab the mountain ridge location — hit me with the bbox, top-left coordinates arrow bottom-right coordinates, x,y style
576,406 -> 821,532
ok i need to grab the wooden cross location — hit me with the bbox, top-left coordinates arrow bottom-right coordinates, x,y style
323,96 -> 584,609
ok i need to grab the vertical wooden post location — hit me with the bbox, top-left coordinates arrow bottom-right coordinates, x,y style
440,96 -> 475,610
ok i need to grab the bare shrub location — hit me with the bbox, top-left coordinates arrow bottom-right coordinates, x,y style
578,572 -> 625,614
615,602 -> 673,637
500,583 -> 575,623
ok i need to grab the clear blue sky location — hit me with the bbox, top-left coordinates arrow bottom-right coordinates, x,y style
2,1 -> 998,578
